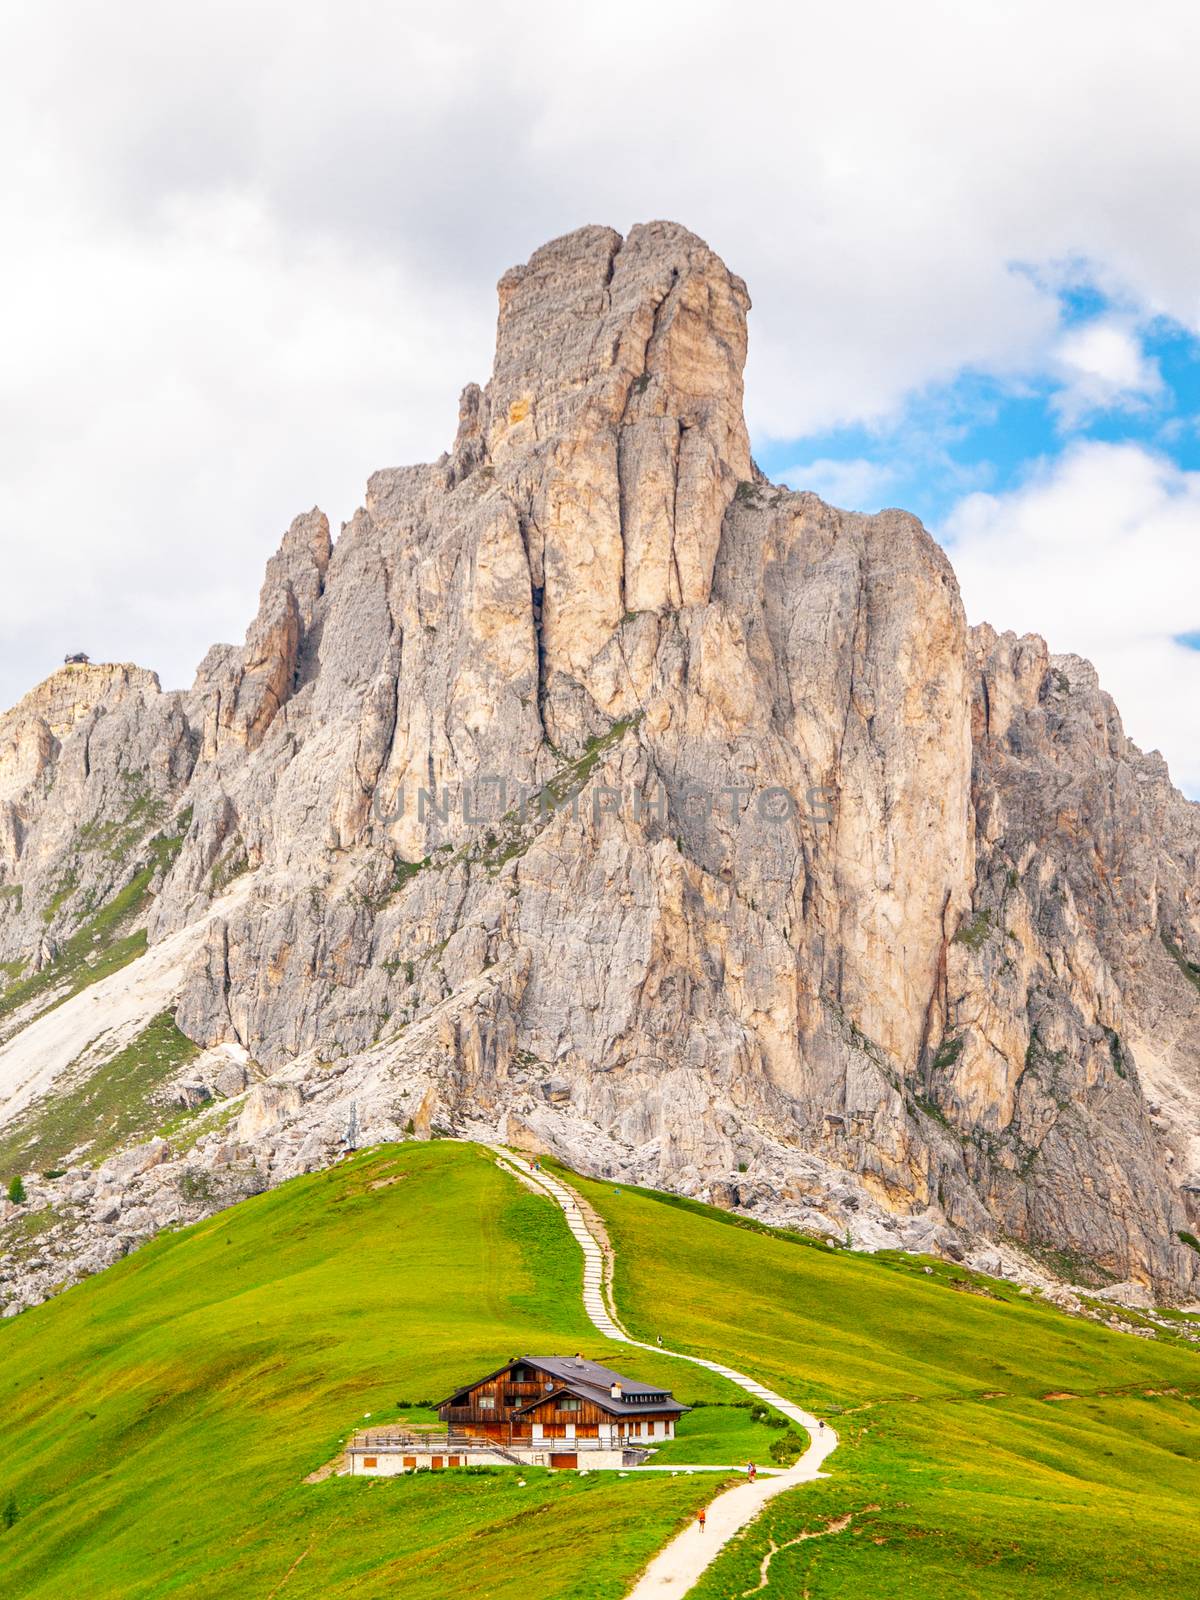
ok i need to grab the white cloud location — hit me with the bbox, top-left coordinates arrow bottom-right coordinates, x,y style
942,442 -> 1200,796
776,458 -> 898,511
2,0 -> 1200,777
1050,318 -> 1163,426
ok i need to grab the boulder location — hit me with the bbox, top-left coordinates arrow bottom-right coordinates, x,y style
236,1083 -> 304,1142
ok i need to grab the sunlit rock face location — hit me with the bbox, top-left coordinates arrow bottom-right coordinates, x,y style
2,221 -> 1199,1302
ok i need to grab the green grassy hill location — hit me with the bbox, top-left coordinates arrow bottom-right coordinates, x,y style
567,1170 -> 1200,1597
1,1142 -> 1198,1599
0,1143 -> 738,1599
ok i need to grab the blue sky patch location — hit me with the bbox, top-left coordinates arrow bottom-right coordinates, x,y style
753,284 -> 1200,530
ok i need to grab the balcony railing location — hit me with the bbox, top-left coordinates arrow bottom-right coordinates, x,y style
439,1405 -> 509,1424
350,1430 -> 628,1454
351,1430 -> 513,1453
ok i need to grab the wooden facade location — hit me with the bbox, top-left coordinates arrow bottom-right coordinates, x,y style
436,1355 -> 686,1448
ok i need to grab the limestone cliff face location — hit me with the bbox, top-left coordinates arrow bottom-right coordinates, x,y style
1,221 -> 1198,1299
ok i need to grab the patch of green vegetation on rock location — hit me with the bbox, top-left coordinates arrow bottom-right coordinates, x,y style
0,881 -> 148,1024
459,718 -> 643,878
0,810 -> 192,1027
40,871 -> 78,927
1104,1025 -> 1127,1078
0,1011 -> 199,1178
390,855 -> 434,890
1161,929 -> 1200,996
952,908 -> 993,951
540,716 -> 640,808
1019,1237 -> 1118,1289
1024,1025 -> 1069,1076
77,773 -> 171,865
381,717 -> 643,901
161,1099 -> 240,1158
931,1035 -> 964,1073
911,1091 -> 954,1131
209,836 -> 249,895
0,1203 -> 61,1268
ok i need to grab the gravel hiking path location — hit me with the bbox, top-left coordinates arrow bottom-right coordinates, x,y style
489,1147 -> 840,1599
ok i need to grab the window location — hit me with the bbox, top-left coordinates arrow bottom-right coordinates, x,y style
362,1457 -> 378,1469
511,1366 -> 529,1382
477,1395 -> 496,1410
559,1397 -> 581,1412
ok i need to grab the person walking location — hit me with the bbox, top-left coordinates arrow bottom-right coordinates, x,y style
697,1507 -> 707,1533
747,1460 -> 756,1482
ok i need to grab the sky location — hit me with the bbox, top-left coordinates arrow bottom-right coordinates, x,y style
2,1 -> 1198,794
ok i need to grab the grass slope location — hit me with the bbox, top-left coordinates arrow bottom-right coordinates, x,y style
0,1011 -> 200,1181
0,1143 -> 755,1600
567,1170 -> 1200,1598
4,1144 -> 1199,1598
0,809 -> 191,1030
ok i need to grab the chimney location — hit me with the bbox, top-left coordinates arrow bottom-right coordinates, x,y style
610,1382 -> 623,1400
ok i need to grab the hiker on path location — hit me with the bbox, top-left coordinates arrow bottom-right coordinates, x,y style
697,1507 -> 706,1533
747,1461 -> 756,1482
656,1334 -> 663,1347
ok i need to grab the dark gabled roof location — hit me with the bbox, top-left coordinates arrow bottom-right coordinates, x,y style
435,1354 -> 686,1415
521,1356 -> 685,1416
527,1355 -> 677,1400
512,1383 -> 685,1418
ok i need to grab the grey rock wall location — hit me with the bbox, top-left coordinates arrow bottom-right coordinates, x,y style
1,220 -> 1198,1300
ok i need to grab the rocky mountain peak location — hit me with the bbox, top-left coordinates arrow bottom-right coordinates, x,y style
487,220 -> 751,482
440,223 -> 755,693
2,222 -> 1200,1317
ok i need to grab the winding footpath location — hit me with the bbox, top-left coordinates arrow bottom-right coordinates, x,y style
489,1147 -> 840,1599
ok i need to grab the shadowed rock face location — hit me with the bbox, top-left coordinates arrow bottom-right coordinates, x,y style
2,221 -> 1199,1299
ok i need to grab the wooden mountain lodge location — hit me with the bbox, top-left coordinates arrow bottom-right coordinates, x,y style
347,1354 -> 687,1474
439,1355 -> 686,1450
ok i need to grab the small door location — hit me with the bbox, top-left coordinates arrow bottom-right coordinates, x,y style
431,1456 -> 444,1469
403,1457 -> 416,1470
448,1455 -> 461,1467
550,1453 -> 578,1470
